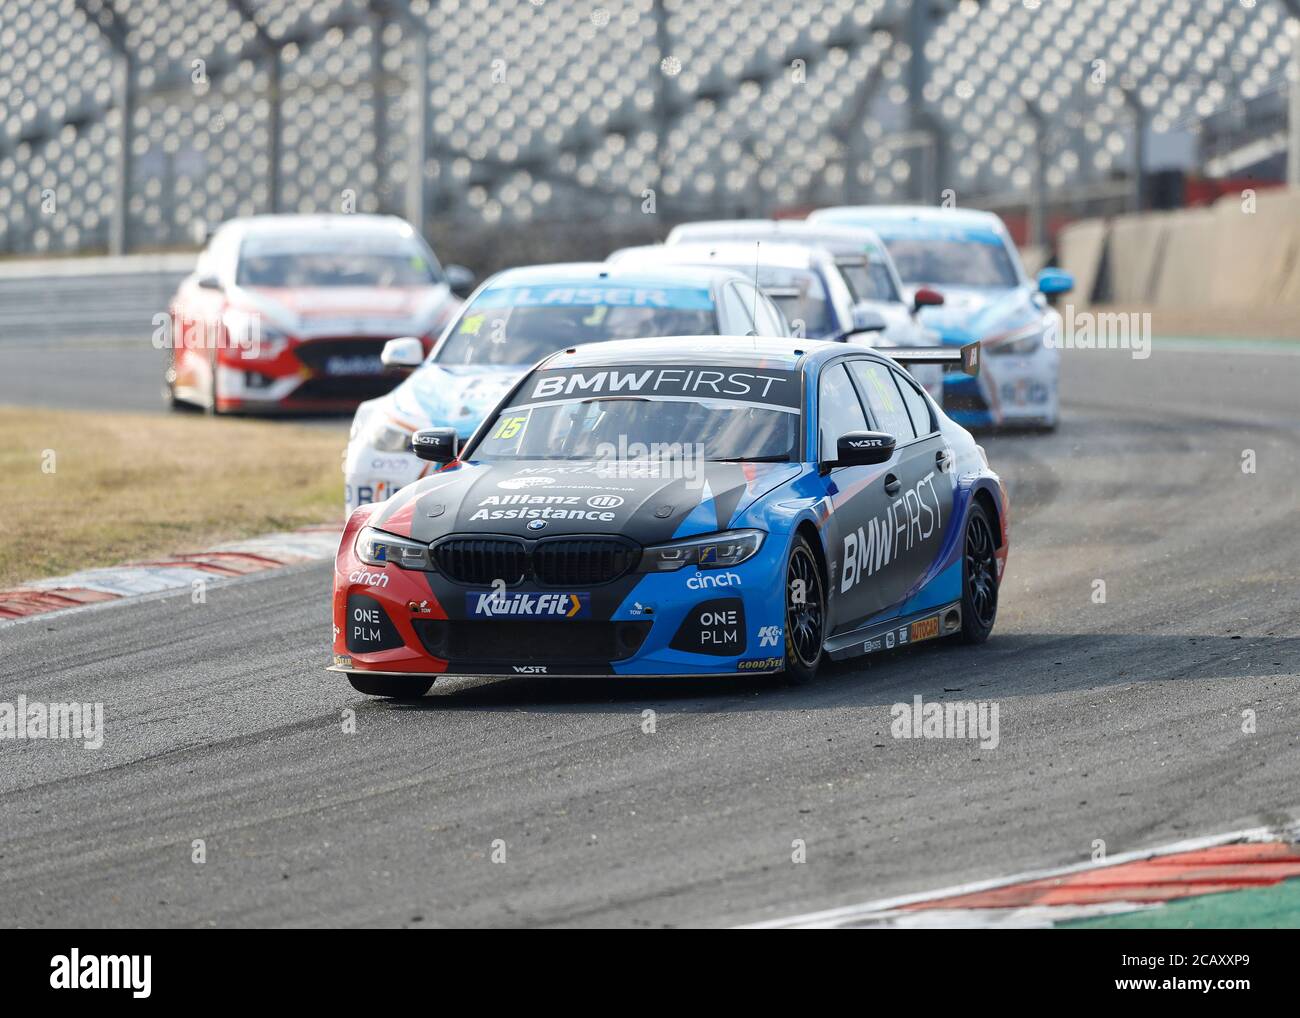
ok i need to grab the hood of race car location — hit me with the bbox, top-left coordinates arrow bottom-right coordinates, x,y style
387,363 -> 526,435
910,284 -> 1042,345
368,458 -> 802,548
232,284 -> 455,339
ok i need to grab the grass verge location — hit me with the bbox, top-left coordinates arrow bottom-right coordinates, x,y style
0,406 -> 343,588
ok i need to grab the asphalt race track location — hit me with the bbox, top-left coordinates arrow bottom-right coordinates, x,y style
2,341 -> 1298,927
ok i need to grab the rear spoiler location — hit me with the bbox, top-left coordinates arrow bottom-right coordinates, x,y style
884,341 -> 980,376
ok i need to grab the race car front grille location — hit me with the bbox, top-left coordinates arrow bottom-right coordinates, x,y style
287,337 -> 401,403
532,537 -> 640,586
413,619 -> 651,664
432,535 -> 640,587
433,538 -> 528,586
294,338 -> 387,376
292,375 -> 400,403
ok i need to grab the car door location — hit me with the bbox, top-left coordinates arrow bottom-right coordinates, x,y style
846,358 -> 956,607
814,359 -> 893,633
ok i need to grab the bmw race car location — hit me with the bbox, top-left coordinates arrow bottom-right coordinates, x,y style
808,206 -> 1074,429
330,335 -> 1008,696
607,241 -> 874,343
343,261 -> 790,513
662,219 -> 947,402
165,214 -> 473,414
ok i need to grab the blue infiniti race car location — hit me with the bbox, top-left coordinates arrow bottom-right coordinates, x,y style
331,336 -> 1008,695
808,205 -> 1074,430
343,262 -> 790,512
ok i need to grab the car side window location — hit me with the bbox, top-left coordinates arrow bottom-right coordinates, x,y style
892,368 -> 936,436
746,285 -> 786,336
848,360 -> 916,441
719,282 -> 756,334
817,362 -> 869,461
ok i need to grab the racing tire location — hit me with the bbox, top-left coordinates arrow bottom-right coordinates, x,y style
346,673 -> 434,699
782,535 -> 826,685
959,501 -> 998,644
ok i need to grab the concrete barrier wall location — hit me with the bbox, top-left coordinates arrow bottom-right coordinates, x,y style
1057,218 -> 1108,307
1058,186 -> 1300,311
1151,206 -> 1216,308
1106,212 -> 1171,304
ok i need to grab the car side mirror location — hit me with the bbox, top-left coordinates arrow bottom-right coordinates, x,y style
380,336 -> 425,373
831,430 -> 896,467
1036,267 -> 1074,295
445,264 -> 476,299
197,274 -> 223,291
411,427 -> 458,463
842,306 -> 888,340
912,286 -> 944,312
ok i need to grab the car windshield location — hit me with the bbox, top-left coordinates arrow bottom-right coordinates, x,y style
882,237 -> 1019,288
474,363 -> 802,462
237,232 -> 438,287
837,257 -> 899,302
437,284 -> 720,366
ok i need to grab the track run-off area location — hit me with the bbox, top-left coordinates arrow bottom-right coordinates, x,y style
1,338 -> 1298,927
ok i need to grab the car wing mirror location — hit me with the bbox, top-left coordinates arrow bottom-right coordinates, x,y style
842,306 -> 888,340
380,336 -> 426,374
830,430 -> 896,467
912,286 -> 944,312
411,427 -> 459,463
445,264 -> 476,299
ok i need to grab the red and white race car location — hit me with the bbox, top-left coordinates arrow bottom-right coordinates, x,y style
164,214 -> 474,414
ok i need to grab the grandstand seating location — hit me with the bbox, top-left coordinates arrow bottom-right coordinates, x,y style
0,0 -> 1294,254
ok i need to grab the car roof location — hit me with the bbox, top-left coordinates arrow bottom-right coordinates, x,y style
219,213 -> 419,238
536,334 -> 874,372
666,219 -> 888,256
810,205 -> 1006,232
480,261 -> 752,291
608,241 -> 831,272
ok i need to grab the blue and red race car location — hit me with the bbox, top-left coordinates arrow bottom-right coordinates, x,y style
330,336 -> 1008,695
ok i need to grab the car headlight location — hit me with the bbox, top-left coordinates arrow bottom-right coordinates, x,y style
354,526 -> 433,570
638,529 -> 765,572
986,323 -> 1046,356
224,310 -> 290,359
362,418 -> 414,453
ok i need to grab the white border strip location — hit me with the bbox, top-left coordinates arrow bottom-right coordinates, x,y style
740,820 -> 1300,929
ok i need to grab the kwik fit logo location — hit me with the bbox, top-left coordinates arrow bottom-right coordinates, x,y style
468,591 -> 589,618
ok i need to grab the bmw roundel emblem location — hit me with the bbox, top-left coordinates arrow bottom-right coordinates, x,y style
527,519 -> 547,531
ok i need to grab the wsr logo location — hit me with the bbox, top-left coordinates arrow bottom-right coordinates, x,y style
686,571 -> 740,590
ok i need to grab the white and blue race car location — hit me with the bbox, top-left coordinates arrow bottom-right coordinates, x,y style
809,206 -> 1074,430
343,262 -> 791,513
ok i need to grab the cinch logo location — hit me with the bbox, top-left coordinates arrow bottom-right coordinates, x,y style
686,571 -> 740,590
50,950 -> 151,998
348,568 -> 389,588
